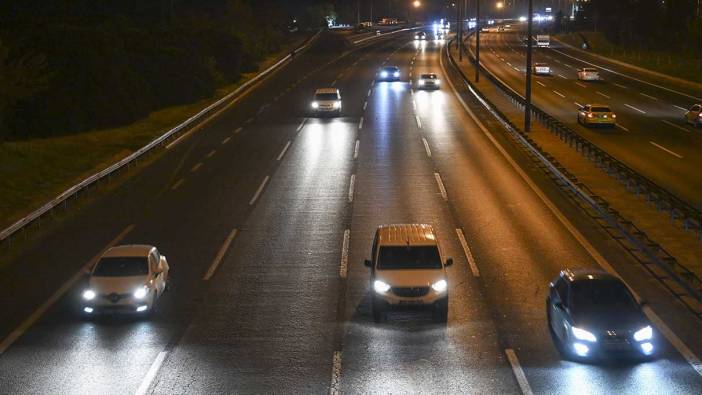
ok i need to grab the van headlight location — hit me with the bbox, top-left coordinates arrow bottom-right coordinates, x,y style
82,289 -> 96,301
571,327 -> 597,342
633,325 -> 653,342
431,279 -> 448,292
133,286 -> 149,300
311,101 -> 319,109
373,280 -> 391,294
333,101 -> 341,109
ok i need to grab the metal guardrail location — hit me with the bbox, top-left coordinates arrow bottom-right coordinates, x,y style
446,38 -> 702,317
0,30 -> 323,247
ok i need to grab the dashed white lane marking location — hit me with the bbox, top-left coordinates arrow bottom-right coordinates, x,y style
650,141 -> 683,158
206,149 -> 216,158
330,350 -> 343,394
673,104 -> 688,112
613,83 -> 629,89
552,90 -> 566,98
616,124 -> 630,132
165,132 -> 190,150
221,136 -> 231,145
596,91 -> 611,99
409,72 -> 412,78
371,80 -> 375,87
415,115 -> 422,129
204,228 -> 238,280
662,119 -> 690,133
331,79 -> 337,86
339,231 -> 350,278
513,67 -> 520,72
171,178 -> 185,190
640,92 -> 658,101
554,59 -> 562,63
358,117 -> 364,130
246,117 -> 254,124
353,139 -> 360,159
536,81 -> 546,87
558,74 -> 567,79
412,99 -> 417,111
277,141 -> 292,161
190,162 -> 203,173
574,102 -> 583,108
506,61 -> 513,67
0,224 -> 134,354
297,118 -> 307,132
363,101 -> 367,110
625,103 -> 647,114
456,229 -> 480,277
234,127 -> 243,134
134,351 -> 168,395
575,82 -> 587,88
249,175 -> 270,205
347,174 -> 356,203
367,89 -> 372,97
505,349 -> 533,395
434,172 -> 448,201
422,137 -> 432,157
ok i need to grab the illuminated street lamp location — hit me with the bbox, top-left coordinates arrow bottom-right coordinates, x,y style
413,0 -> 421,8
496,1 -> 504,9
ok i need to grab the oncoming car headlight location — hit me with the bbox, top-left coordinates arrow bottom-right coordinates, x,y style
333,101 -> 341,109
82,289 -> 96,301
373,280 -> 391,294
380,71 -> 388,78
393,71 -> 400,78
418,80 -> 425,85
571,327 -> 597,342
431,279 -> 448,292
133,286 -> 149,300
311,101 -> 319,109
634,325 -> 653,342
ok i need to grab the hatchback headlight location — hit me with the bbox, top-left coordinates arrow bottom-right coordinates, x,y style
431,279 -> 448,292
380,71 -> 388,78
82,289 -> 96,301
572,327 -> 597,342
311,101 -> 319,109
393,71 -> 400,77
634,325 -> 653,342
133,286 -> 149,300
373,280 -> 391,294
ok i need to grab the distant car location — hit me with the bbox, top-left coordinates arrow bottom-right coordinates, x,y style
414,31 -> 427,40
364,224 -> 453,323
311,88 -> 342,116
378,66 -> 401,81
684,104 -> 702,127
533,63 -> 551,75
577,67 -> 601,81
417,73 -> 440,90
547,269 -> 655,360
577,104 -> 616,127
81,245 -> 169,316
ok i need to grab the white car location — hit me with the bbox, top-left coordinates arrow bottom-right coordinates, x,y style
684,104 -> 702,127
81,245 -> 169,316
364,224 -> 453,323
414,31 -> 427,40
533,63 -> 551,75
311,88 -> 342,116
577,67 -> 601,81
417,73 -> 441,89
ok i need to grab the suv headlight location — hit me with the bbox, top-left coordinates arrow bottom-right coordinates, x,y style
634,325 -> 653,342
373,280 -> 391,294
571,327 -> 597,342
431,279 -> 447,292
82,289 -> 96,301
311,101 -> 319,109
133,286 -> 149,300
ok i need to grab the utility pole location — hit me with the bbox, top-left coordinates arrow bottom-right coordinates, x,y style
525,0 -> 534,132
357,0 -> 360,26
370,0 -> 374,24
459,0 -> 463,61
456,1 -> 461,51
475,0 -> 480,82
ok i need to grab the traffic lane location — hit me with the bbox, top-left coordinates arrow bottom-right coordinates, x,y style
341,42 -> 518,394
438,43 -> 702,392
149,115 -> 358,394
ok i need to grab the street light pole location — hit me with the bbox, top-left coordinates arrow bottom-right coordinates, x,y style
459,0 -> 463,61
475,0 -> 480,82
525,0 -> 534,132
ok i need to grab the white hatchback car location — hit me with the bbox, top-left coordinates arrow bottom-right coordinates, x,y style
533,63 -> 551,75
577,67 -> 601,81
311,88 -> 342,116
81,245 -> 169,316
417,73 -> 441,90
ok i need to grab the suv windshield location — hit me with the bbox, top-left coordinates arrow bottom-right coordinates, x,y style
93,257 -> 149,277
571,280 -> 637,312
315,93 -> 338,101
377,246 -> 442,269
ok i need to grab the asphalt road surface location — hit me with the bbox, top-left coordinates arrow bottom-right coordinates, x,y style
1,30 -> 702,394
472,27 -> 702,209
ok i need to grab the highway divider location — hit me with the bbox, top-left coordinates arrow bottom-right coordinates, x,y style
446,38 -> 702,318
0,29 -> 323,249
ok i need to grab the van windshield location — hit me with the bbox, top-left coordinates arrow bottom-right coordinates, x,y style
315,93 -> 338,101
377,246 -> 442,269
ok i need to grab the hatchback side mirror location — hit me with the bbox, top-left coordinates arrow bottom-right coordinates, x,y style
364,259 -> 373,268
445,258 -> 454,267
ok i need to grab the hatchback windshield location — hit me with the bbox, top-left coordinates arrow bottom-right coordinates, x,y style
421,74 -> 437,79
571,280 -> 637,312
315,93 -> 338,101
591,107 -> 611,112
377,246 -> 442,269
93,257 -> 149,277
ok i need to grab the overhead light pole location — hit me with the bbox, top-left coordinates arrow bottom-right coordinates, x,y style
525,0 -> 533,132
475,0 -> 480,82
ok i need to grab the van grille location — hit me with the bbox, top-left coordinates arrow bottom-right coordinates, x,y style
392,287 -> 430,297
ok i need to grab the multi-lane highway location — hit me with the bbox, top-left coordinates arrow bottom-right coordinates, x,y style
1,29 -> 702,394
472,26 -> 702,208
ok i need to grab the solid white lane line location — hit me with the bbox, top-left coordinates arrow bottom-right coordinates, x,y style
221,136 -> 231,145
0,224 -> 134,354
190,162 -> 203,173
415,115 -> 422,129
347,175 -> 355,203
171,179 -> 185,190
339,231 -> 350,279
434,172 -> 448,201
640,92 -> 659,101
422,137 -> 432,157
673,105 -> 688,112
329,350 -> 343,395
575,82 -> 587,88
234,127 -> 243,134
249,176 -> 270,205
277,141 -> 292,161
353,139 -> 360,159
204,228 -> 238,280
552,90 -> 566,98
456,229 -> 480,277
363,101 -> 367,110
358,117 -> 364,130
616,124 -> 630,132
625,103 -> 647,114
554,59 -> 562,63
297,118 -> 307,132
574,102 -> 583,108
206,149 -> 216,158
644,308 -> 702,376
596,91 -> 611,99
558,74 -> 567,79
505,349 -> 534,395
536,81 -> 546,87
134,351 -> 168,395
165,132 -> 190,149
613,83 -> 628,89
662,119 -> 690,133
650,141 -> 683,158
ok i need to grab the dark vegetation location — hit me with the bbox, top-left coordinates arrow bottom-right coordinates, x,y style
0,0 -> 332,141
